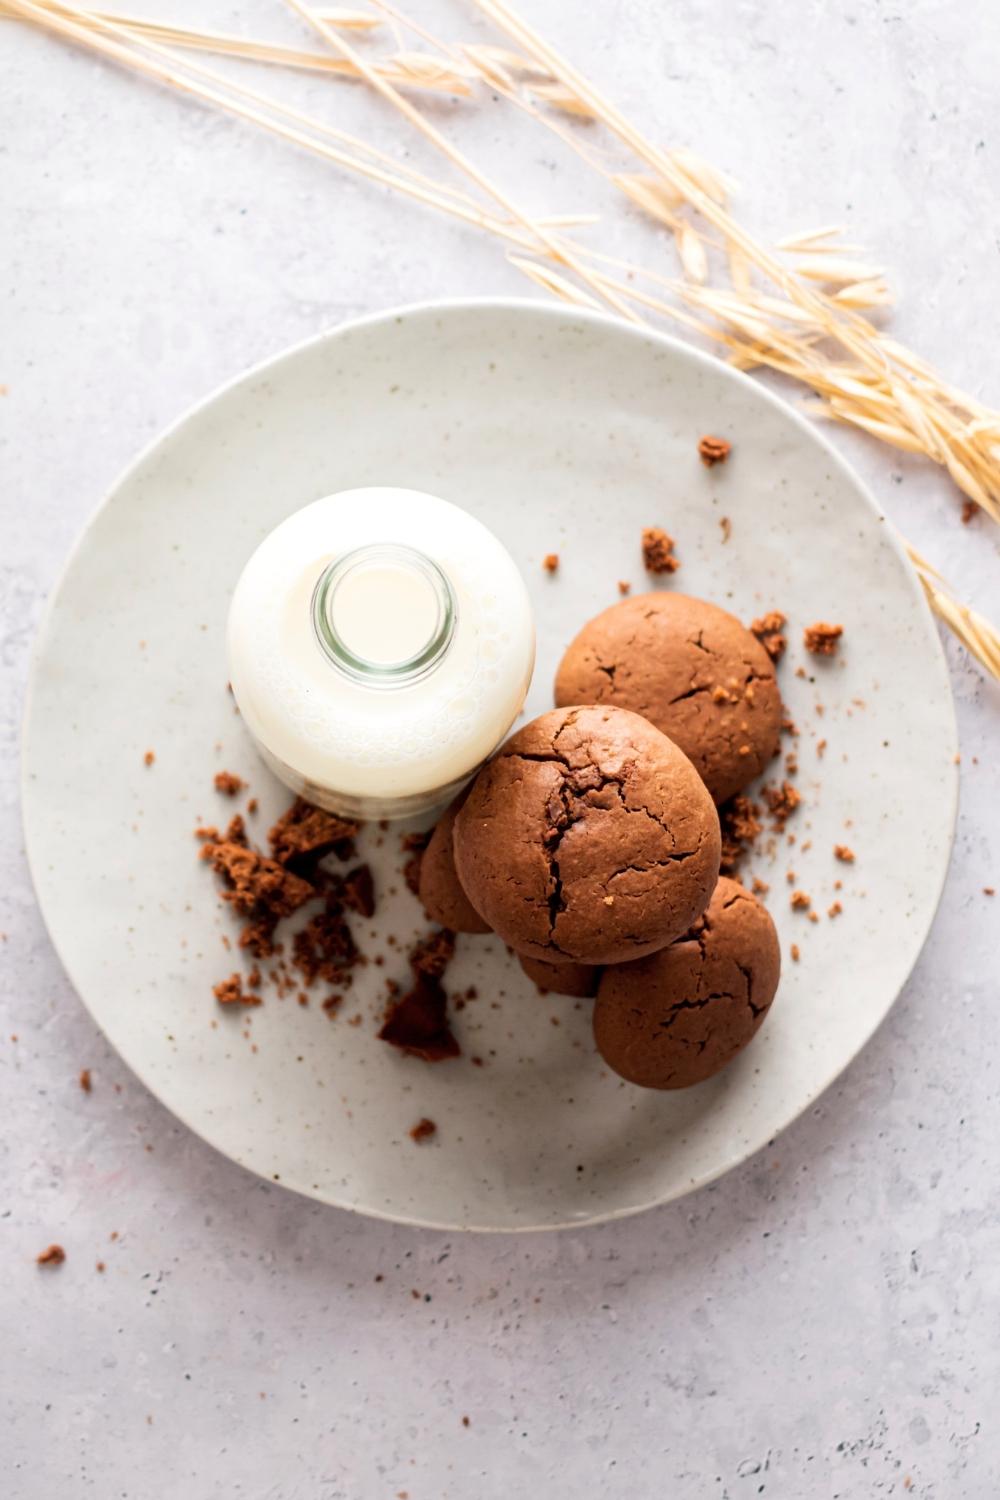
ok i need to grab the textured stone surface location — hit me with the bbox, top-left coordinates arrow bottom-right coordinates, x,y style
2,2 -> 999,1495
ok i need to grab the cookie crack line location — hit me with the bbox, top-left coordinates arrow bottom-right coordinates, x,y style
604,852 -> 703,889
649,992 -> 733,1032
735,960 -> 763,1016
666,683 -> 715,707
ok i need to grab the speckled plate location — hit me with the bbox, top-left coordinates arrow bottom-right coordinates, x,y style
22,299 -> 958,1231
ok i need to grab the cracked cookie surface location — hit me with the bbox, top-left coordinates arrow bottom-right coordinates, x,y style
593,876 -> 780,1089
453,706 -> 720,965
554,593 -> 782,803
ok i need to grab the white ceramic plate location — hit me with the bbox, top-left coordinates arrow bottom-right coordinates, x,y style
23,300 -> 957,1231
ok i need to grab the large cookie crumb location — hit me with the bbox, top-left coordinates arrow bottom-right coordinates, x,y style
804,621 -> 843,655
641,527 -> 679,574
750,610 -> 787,662
698,434 -> 731,466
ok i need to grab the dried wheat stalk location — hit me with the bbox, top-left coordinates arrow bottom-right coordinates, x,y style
6,0 -> 999,679
9,2 -> 476,91
470,0 -> 1000,527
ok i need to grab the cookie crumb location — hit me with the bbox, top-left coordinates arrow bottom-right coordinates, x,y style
816,738 -> 827,758
834,844 -> 855,863
542,553 -> 559,574
617,579 -> 631,595
143,750 -> 155,767
750,610 -> 786,662
804,621 -> 843,656
641,526 -> 679,574
719,795 -> 762,874
984,887 -> 995,897
379,975 -> 460,1062
751,876 -> 769,895
790,890 -> 811,911
828,901 -> 843,919
719,516 -> 732,543
400,828 -> 432,897
247,798 -> 258,815
79,1068 -> 92,1093
763,780 -> 801,829
213,973 -> 261,1007
961,500 -> 977,524
269,798 -> 359,867
340,864 -> 376,919
409,1117 -> 437,1142
698,434 -> 731,466
214,770 -> 245,796
36,1244 -> 66,1266
461,1415 -> 471,1428
96,1261 -> 105,1273
790,943 -> 800,962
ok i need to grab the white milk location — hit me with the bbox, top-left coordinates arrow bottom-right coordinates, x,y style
227,487 -> 536,819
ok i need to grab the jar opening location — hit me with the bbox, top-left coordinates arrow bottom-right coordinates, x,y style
312,544 -> 457,688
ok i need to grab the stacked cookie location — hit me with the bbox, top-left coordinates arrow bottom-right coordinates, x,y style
418,595 -> 782,1090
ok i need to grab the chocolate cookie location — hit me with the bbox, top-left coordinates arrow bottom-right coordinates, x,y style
554,593 -> 782,803
592,877 -> 780,1089
418,795 -> 491,934
519,954 -> 600,998
453,706 -> 720,966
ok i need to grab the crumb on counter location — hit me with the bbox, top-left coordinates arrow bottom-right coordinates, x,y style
143,750 -> 155,767
719,795 -> 761,875
214,770 -> 245,796
828,901 -> 843,919
542,553 -> 559,574
790,890 -> 811,910
409,1117 -> 437,1142
617,579 -> 631,595
804,621 -> 843,656
37,1244 -> 66,1267
719,516 -> 732,543
79,1068 -> 92,1093
698,434 -> 731,466
401,828 -> 431,897
750,610 -> 787,662
213,973 -> 261,1007
641,526 -> 679,574
763,780 -> 801,829
834,844 -> 855,863
790,943 -> 800,962
984,887 -> 995,897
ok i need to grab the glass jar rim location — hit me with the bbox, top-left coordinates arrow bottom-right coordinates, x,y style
311,542 -> 458,689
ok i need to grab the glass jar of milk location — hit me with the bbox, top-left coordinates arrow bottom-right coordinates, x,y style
227,487 -> 535,819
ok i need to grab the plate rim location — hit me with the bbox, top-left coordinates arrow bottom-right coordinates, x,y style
21,295 -> 959,1232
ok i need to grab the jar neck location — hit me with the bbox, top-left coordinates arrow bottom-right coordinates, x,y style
311,543 -> 457,689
